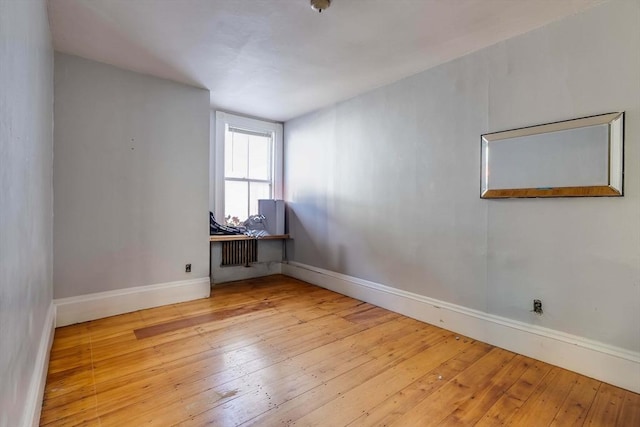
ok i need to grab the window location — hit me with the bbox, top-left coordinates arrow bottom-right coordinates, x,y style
213,112 -> 282,226
224,127 -> 272,225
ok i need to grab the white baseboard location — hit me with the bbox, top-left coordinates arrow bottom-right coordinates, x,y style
54,277 -> 210,327
22,301 -> 56,427
282,261 -> 640,393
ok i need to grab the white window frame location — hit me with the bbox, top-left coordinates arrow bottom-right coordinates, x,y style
212,111 -> 283,223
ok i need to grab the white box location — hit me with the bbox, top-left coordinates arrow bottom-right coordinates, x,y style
258,199 -> 285,235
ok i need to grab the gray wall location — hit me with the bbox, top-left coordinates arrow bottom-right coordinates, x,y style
285,0 -> 640,353
54,54 -> 210,298
0,1 -> 54,426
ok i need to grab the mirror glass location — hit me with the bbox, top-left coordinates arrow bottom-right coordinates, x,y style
481,112 -> 624,198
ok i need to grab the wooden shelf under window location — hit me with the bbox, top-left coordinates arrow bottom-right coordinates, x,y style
209,234 -> 289,242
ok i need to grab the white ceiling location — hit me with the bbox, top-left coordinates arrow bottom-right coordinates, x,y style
48,0 -> 605,122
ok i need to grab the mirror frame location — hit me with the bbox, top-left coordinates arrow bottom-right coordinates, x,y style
481,112 -> 624,199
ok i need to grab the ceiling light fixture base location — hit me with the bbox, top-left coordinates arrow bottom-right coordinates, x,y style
310,0 -> 331,13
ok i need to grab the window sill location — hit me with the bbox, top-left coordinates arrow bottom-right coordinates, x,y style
209,234 -> 289,242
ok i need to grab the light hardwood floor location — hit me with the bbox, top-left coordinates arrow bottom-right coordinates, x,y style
41,275 -> 639,426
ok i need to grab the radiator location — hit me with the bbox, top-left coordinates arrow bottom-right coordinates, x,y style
221,240 -> 258,267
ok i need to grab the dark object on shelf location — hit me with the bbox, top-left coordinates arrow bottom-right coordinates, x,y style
210,212 -> 244,235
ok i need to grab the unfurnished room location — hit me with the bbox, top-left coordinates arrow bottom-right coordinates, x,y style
1,0 -> 639,425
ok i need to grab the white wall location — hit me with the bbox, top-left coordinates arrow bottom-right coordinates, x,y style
0,1 -> 54,426
54,54 -> 210,298
285,0 -> 639,354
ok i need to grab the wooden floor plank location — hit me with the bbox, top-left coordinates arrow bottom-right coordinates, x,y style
46,342 -> 92,374
618,389 -> 640,427
386,347 -> 517,426
348,339 -> 493,427
475,358 -> 553,426
550,375 -> 600,426
438,353 -> 533,425
238,322 -> 446,426
503,367 -> 579,426
43,363 -> 95,402
40,275 -> 640,426
40,392 -> 97,425
49,324 -> 91,353
293,335 -> 473,426
584,383 -> 627,426
242,341 -> 430,426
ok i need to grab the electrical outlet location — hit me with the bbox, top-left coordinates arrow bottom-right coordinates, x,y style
533,299 -> 543,315
185,264 -> 191,273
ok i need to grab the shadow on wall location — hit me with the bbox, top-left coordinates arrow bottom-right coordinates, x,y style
287,196 -> 447,298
